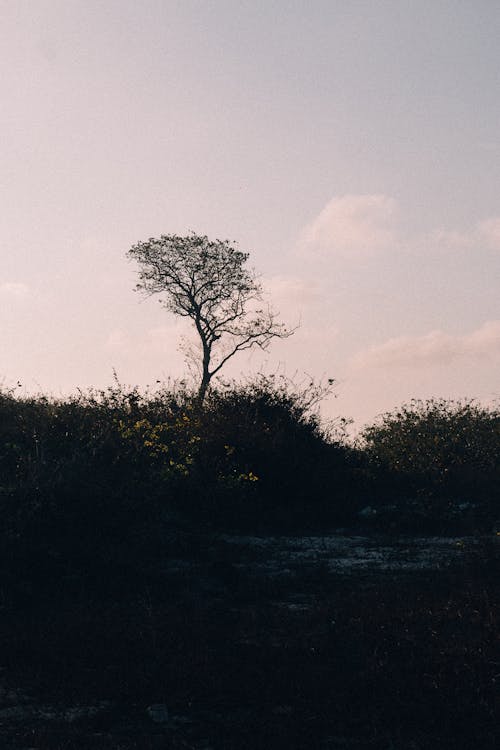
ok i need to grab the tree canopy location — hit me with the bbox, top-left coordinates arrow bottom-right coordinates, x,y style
127,233 -> 293,401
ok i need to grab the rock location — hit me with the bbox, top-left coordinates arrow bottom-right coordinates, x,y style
0,705 -> 33,720
358,506 -> 377,518
64,705 -> 102,723
147,703 -> 169,723
272,704 -> 293,716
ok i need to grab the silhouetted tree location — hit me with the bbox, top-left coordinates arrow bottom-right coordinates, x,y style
128,233 -> 293,402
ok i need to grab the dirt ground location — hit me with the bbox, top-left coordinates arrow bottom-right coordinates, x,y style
0,532 -> 498,749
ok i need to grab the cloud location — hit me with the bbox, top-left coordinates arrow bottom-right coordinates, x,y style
299,194 -> 500,261
425,229 -> 472,252
477,218 -> 500,250
299,194 -> 397,258
264,276 -> 320,308
426,216 -> 500,253
353,320 -> 500,370
105,325 -> 186,358
0,282 -> 30,299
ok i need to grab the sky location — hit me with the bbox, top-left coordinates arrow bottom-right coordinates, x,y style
1,0 -> 499,429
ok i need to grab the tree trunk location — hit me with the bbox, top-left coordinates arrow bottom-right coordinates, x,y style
198,372 -> 210,405
198,344 -> 211,405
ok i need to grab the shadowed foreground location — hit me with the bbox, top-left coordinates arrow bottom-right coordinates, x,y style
0,531 -> 498,749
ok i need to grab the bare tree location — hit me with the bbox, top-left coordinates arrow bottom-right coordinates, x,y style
127,233 -> 294,403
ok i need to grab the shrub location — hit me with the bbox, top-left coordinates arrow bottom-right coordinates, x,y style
0,383 -> 192,596
186,375 -> 356,527
360,399 -> 500,528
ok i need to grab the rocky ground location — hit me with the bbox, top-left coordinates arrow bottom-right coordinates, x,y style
0,532 -> 498,749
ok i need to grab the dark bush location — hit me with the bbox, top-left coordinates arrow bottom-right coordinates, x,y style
184,376 -> 357,527
360,398 -> 500,529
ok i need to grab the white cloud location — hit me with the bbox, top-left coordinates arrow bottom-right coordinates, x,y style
477,218 -> 500,250
425,229 -> 472,252
0,282 -> 30,299
105,325 -> 186,358
353,320 -> 500,370
264,276 -> 320,308
299,194 -> 500,261
426,216 -> 500,253
299,194 -> 397,258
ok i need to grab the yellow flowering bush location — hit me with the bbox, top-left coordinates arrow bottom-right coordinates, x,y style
116,411 -> 201,480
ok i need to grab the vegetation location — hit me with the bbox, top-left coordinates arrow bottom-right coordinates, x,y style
1,380 -> 499,748
127,234 -> 293,402
360,398 -> 500,531
0,384 -> 499,557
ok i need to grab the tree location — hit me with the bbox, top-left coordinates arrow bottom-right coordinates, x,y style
127,233 -> 294,402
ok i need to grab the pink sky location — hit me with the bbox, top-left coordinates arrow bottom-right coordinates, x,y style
1,1 -> 499,428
